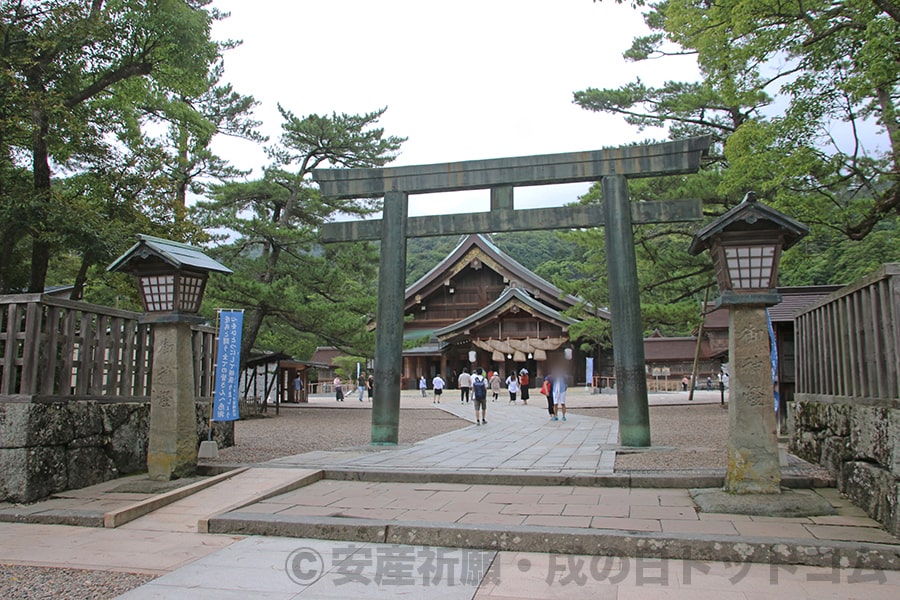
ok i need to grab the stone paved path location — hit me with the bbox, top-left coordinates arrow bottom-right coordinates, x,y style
265,400 -> 618,475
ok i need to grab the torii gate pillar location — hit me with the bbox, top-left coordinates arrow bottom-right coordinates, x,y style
603,175 -> 650,446
372,191 -> 408,444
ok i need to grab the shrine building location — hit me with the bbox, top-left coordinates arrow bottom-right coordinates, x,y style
400,234 -> 608,388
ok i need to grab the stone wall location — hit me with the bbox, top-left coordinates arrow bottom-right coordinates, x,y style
0,398 -> 233,504
791,397 -> 900,536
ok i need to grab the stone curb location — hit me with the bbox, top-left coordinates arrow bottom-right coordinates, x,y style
196,469 -> 325,533
321,468 -> 831,489
103,467 -> 249,528
207,512 -> 900,571
0,508 -> 104,528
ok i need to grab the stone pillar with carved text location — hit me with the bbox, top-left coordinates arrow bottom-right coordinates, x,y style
725,305 -> 781,493
147,322 -> 198,480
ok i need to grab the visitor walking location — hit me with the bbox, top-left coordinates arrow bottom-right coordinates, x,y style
458,369 -> 472,404
334,376 -> 344,402
419,376 -> 428,397
681,375 -> 690,392
489,371 -> 501,402
506,372 -> 519,404
358,372 -> 367,402
541,374 -> 554,417
552,369 -> 568,421
472,368 -> 488,425
518,369 -> 530,405
293,374 -> 303,403
432,374 -> 445,403
367,373 -> 374,401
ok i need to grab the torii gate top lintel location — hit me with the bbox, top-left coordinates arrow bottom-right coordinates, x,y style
315,136 -> 711,242
312,136 -> 711,199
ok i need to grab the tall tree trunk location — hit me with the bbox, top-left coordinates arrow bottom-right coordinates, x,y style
28,105 -> 52,293
70,254 -> 92,300
240,305 -> 268,369
239,242 -> 282,368
173,123 -> 189,220
0,226 -> 23,293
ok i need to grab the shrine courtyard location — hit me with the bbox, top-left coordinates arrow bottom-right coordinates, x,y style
2,389 -> 898,599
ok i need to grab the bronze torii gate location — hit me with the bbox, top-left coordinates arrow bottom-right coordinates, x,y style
314,136 -> 710,447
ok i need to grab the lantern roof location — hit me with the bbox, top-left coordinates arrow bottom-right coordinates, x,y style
688,193 -> 809,256
107,234 -> 232,275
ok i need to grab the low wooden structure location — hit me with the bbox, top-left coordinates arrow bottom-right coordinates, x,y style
242,352 -> 330,414
0,293 -> 214,400
792,264 -> 900,536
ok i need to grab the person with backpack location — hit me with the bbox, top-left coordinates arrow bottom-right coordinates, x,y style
518,369 -> 530,405
506,372 -> 519,403
471,368 -> 488,425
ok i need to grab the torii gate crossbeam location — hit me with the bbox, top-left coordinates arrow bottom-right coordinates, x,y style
314,136 -> 711,448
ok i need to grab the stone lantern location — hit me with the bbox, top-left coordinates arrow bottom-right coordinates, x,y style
108,234 -> 231,322
689,193 -> 808,495
108,235 -> 231,480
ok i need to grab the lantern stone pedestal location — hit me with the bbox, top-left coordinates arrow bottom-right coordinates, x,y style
725,303 -> 781,494
147,320 -> 199,480
690,298 -> 835,517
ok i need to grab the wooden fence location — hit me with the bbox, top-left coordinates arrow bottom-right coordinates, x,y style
795,264 -> 900,401
0,294 -> 215,400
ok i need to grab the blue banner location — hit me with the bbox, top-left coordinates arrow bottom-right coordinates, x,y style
766,308 -> 779,412
213,310 -> 243,422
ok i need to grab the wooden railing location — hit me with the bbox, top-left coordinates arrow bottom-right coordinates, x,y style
795,264 -> 900,401
0,294 -> 215,400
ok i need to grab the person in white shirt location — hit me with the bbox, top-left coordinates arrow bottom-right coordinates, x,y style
506,372 -> 519,404
458,369 -> 472,404
432,374 -> 445,404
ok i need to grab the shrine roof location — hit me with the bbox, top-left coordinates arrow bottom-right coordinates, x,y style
434,287 -> 579,340
405,234 -> 585,311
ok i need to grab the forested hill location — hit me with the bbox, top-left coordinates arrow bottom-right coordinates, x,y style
405,231 -> 583,287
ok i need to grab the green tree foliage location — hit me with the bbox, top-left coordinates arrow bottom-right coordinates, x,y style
574,0 -> 900,328
194,106 -> 406,366
0,0 -> 235,293
587,0 -> 900,238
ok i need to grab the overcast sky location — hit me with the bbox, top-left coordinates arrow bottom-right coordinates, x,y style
209,0 -> 700,216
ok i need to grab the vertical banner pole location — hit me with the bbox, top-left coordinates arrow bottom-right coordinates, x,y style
212,310 -> 244,423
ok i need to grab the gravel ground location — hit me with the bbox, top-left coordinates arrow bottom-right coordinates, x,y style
205,405 -> 468,464
0,565 -> 155,600
572,404 -> 731,470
